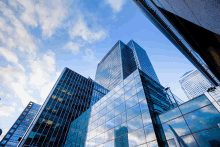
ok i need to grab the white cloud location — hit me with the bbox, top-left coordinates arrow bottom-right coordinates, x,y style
18,107 -> 24,112
29,50 -> 56,87
105,0 -> 126,12
0,102 -> 17,117
69,15 -> 107,43
0,47 -> 19,64
63,41 -> 81,54
83,49 -> 94,62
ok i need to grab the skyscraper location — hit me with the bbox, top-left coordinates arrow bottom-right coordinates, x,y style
18,68 -> 108,147
131,0 -> 220,86
179,69 -> 213,99
0,102 -> 40,147
95,40 -> 160,90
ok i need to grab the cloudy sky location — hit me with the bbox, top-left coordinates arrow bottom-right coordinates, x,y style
0,0 -> 195,139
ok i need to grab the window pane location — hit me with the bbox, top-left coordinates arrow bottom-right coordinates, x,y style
147,140 -> 158,147
127,104 -> 141,120
140,100 -> 149,113
136,82 -> 143,93
106,118 -> 115,130
124,74 -> 134,85
105,128 -> 115,141
167,139 -> 178,147
115,114 -> 122,126
126,95 -> 139,110
125,87 -> 137,100
184,105 -> 220,132
179,95 -> 210,114
124,80 -> 135,92
105,140 -> 114,147
115,122 -> 128,137
128,128 -> 146,147
127,115 -> 143,132
106,110 -> 114,122
181,135 -> 198,147
134,75 -> 141,85
193,127 -> 220,147
159,107 -> 181,123
137,90 -> 146,102
115,134 -> 129,147
115,102 -> 126,116
144,124 -> 156,142
141,111 -> 152,126
162,116 -> 190,140
115,96 -> 125,108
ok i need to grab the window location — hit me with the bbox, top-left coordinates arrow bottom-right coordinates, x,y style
5,134 -> 11,139
184,105 -> 220,132
9,129 -> 15,133
1,140 -> 7,144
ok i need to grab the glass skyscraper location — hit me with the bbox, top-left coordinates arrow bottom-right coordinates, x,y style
95,40 -> 160,90
18,68 -> 108,147
179,69 -> 213,99
131,0 -> 220,86
0,102 -> 40,147
64,69 -> 181,147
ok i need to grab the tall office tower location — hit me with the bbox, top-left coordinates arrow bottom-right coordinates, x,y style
127,40 -> 160,84
64,69 -> 183,147
0,102 -> 40,147
131,0 -> 220,86
179,69 -> 213,99
95,40 -> 160,90
19,68 -> 108,147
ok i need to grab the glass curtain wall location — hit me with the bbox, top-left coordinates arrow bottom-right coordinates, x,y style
159,94 -> 220,147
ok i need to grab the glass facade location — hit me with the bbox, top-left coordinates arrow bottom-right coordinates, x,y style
159,94 -> 220,147
64,69 -> 175,147
0,102 -> 40,147
179,69 -> 213,99
95,40 -> 161,91
131,0 -> 220,86
127,40 -> 160,84
19,68 -> 108,147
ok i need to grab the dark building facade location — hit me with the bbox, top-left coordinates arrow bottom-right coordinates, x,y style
18,68 -> 108,147
131,0 -> 220,86
0,102 -> 40,147
95,40 -> 160,90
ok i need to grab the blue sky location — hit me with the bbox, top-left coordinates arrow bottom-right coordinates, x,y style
0,0 -> 195,139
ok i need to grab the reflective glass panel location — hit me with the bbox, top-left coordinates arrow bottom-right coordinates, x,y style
115,96 -> 125,108
162,116 -> 191,140
181,135 -> 198,147
136,82 -> 143,93
127,115 -> 144,132
144,124 -> 156,142
137,90 -> 146,102
167,139 -> 177,147
193,127 -> 220,147
106,118 -> 115,130
105,128 -> 115,141
115,134 -> 129,147
115,114 -> 122,126
106,110 -> 114,122
141,111 -> 152,126
125,87 -> 137,100
115,102 -> 126,116
159,107 -> 181,123
115,122 -> 128,137
106,102 -> 114,113
96,133 -> 106,146
128,128 -> 146,147
140,100 -> 149,113
126,95 -> 139,110
147,140 -> 158,147
184,105 -> 220,132
127,104 -> 141,120
124,80 -> 135,92
124,73 -> 134,85
179,95 -> 210,114
105,140 -> 114,147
